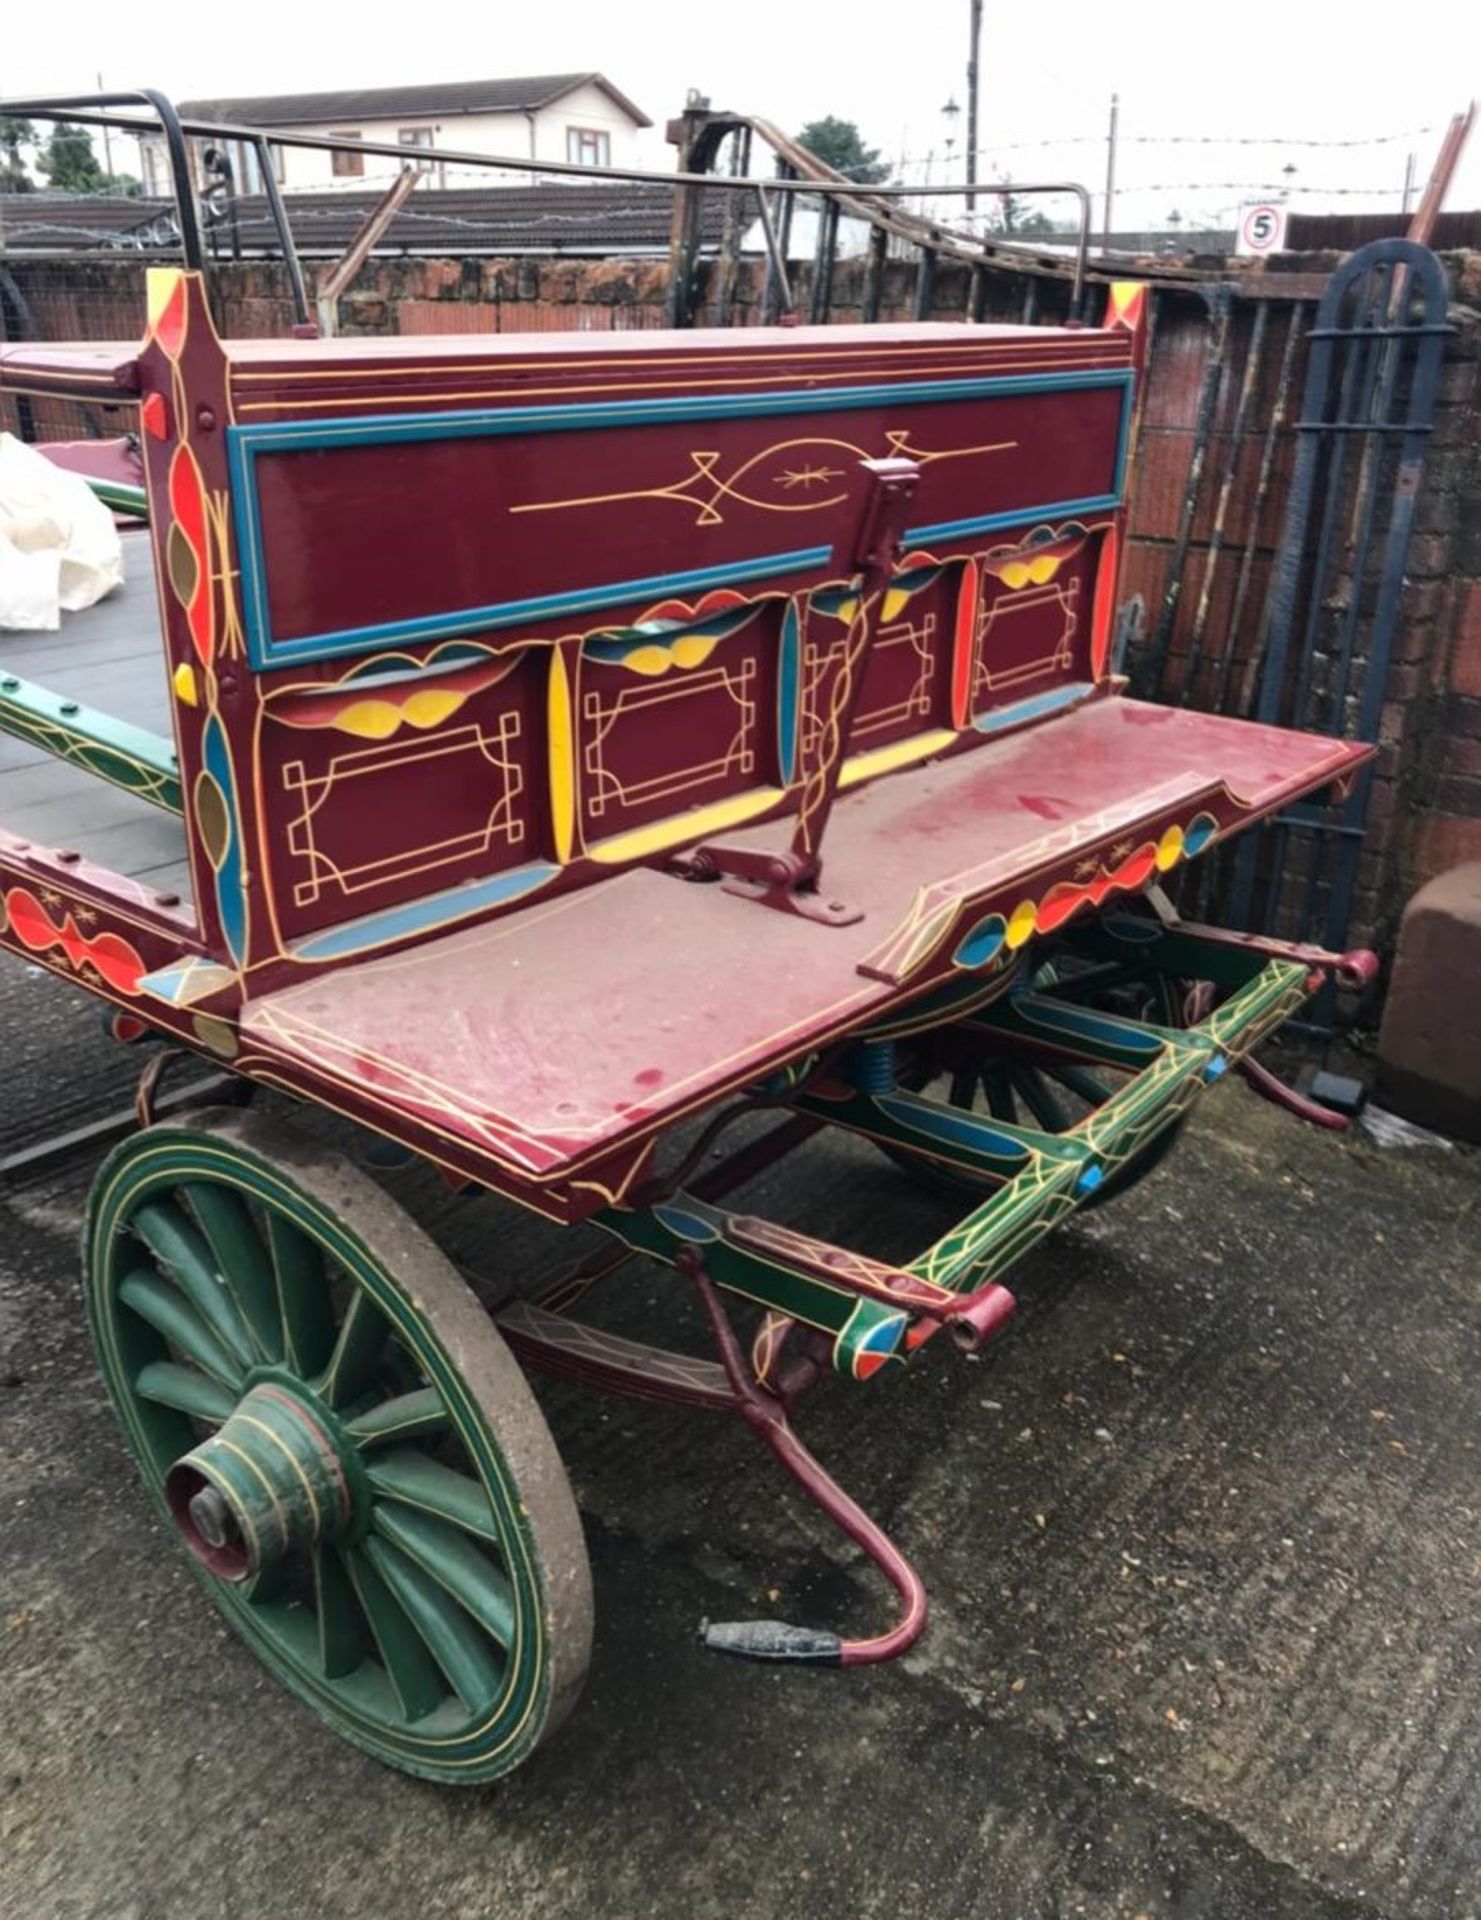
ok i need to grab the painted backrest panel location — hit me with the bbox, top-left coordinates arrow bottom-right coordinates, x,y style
135,273 -> 1146,979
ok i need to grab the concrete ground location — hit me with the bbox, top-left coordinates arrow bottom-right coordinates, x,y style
1,956 -> 1477,1920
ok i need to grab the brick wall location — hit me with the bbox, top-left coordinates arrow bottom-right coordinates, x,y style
1111,258 -> 1481,956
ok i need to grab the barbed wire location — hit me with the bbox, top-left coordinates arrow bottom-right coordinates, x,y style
918,125 -> 1436,155
901,179 -> 1412,196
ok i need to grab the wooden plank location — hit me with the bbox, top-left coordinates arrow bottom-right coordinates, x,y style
0,656 -> 171,727
0,541 -> 185,889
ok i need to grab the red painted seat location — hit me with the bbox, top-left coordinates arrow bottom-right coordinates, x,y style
240,696 -> 1368,1208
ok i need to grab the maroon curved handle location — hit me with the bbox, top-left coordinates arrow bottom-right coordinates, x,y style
1335,947 -> 1379,993
1236,1054 -> 1351,1131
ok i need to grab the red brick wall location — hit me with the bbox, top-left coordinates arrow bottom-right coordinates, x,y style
1113,262 -> 1481,955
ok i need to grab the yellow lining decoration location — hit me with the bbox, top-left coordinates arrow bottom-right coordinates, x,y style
838,729 -> 957,790
547,650 -> 576,864
586,786 -> 786,866
603,634 -> 723,678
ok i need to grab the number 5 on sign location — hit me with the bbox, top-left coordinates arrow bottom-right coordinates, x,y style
1237,201 -> 1289,256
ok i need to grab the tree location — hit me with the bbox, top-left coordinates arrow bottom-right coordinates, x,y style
38,123 -> 107,193
795,117 -> 891,184
987,174 -> 1059,237
0,116 -> 36,193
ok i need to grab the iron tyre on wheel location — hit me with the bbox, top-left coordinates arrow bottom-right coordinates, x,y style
84,1107 -> 592,1783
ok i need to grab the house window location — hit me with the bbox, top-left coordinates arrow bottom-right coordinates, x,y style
330,134 -> 364,178
398,127 -> 437,172
566,127 -> 611,168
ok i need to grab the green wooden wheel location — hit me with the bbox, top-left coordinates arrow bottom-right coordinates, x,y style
84,1108 -> 592,1783
890,950 -> 1191,1206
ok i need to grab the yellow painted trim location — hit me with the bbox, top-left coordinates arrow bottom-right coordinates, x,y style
547,650 -> 575,864
327,688 -> 470,740
1006,899 -> 1039,949
607,634 -> 722,677
997,552 -> 1065,590
838,729 -> 957,791
586,786 -> 787,867
1155,823 -> 1185,871
145,265 -> 184,331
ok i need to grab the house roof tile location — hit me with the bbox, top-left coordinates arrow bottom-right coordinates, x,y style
177,74 -> 651,131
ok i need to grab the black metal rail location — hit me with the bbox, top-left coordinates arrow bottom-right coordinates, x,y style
1,92 -> 1093,329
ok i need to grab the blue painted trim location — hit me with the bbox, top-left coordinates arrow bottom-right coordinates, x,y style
1111,367 -> 1134,498
778,599 -> 801,785
201,712 -> 247,967
652,1203 -> 722,1244
907,490 -> 1121,546
288,860 -> 558,963
232,368 -> 1133,453
952,913 -> 1007,971
875,1093 -> 1032,1164
972,681 -> 1097,735
228,367 -> 1134,670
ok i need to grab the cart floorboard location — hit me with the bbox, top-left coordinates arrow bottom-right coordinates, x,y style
0,543 -> 192,903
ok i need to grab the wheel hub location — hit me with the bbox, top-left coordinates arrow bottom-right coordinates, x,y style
165,1380 -> 357,1582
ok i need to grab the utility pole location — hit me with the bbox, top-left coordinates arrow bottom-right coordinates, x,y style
1103,91 -> 1119,249
966,0 -> 982,213
97,71 -> 115,184
1401,149 -> 1416,214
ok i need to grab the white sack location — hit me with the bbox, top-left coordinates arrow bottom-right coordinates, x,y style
0,431 -> 124,631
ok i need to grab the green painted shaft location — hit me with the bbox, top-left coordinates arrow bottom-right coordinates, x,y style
601,955 -> 1315,1381
596,1197 -> 909,1378
0,666 -> 181,813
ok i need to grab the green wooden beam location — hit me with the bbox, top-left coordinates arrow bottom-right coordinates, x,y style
0,667 -> 182,813
85,476 -> 149,521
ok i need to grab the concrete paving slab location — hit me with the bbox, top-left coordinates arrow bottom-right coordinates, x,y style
1,959 -> 1477,1920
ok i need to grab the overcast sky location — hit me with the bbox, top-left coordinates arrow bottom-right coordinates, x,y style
5,0 -> 1478,230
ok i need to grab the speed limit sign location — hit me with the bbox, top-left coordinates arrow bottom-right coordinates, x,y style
1237,201 -> 1289,256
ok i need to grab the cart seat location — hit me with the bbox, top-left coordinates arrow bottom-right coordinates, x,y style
240,697 -> 1370,1192
0,341 -> 142,402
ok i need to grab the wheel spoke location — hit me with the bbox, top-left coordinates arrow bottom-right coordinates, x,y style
347,1388 -> 449,1450
318,1289 -> 390,1410
343,1543 -> 446,1721
314,1545 -> 370,1680
367,1448 -> 499,1543
980,1064 -> 1019,1124
362,1536 -> 503,1712
1010,1065 -> 1074,1134
373,1500 -> 515,1650
118,1267 -> 245,1390
265,1213 -> 335,1377
181,1182 -> 284,1364
1047,1062 -> 1115,1108
130,1200 -> 256,1370
1040,959 -> 1133,1002
134,1359 -> 235,1424
947,1065 -> 981,1112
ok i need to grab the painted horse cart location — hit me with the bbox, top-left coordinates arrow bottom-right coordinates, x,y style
0,255 -> 1376,1781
